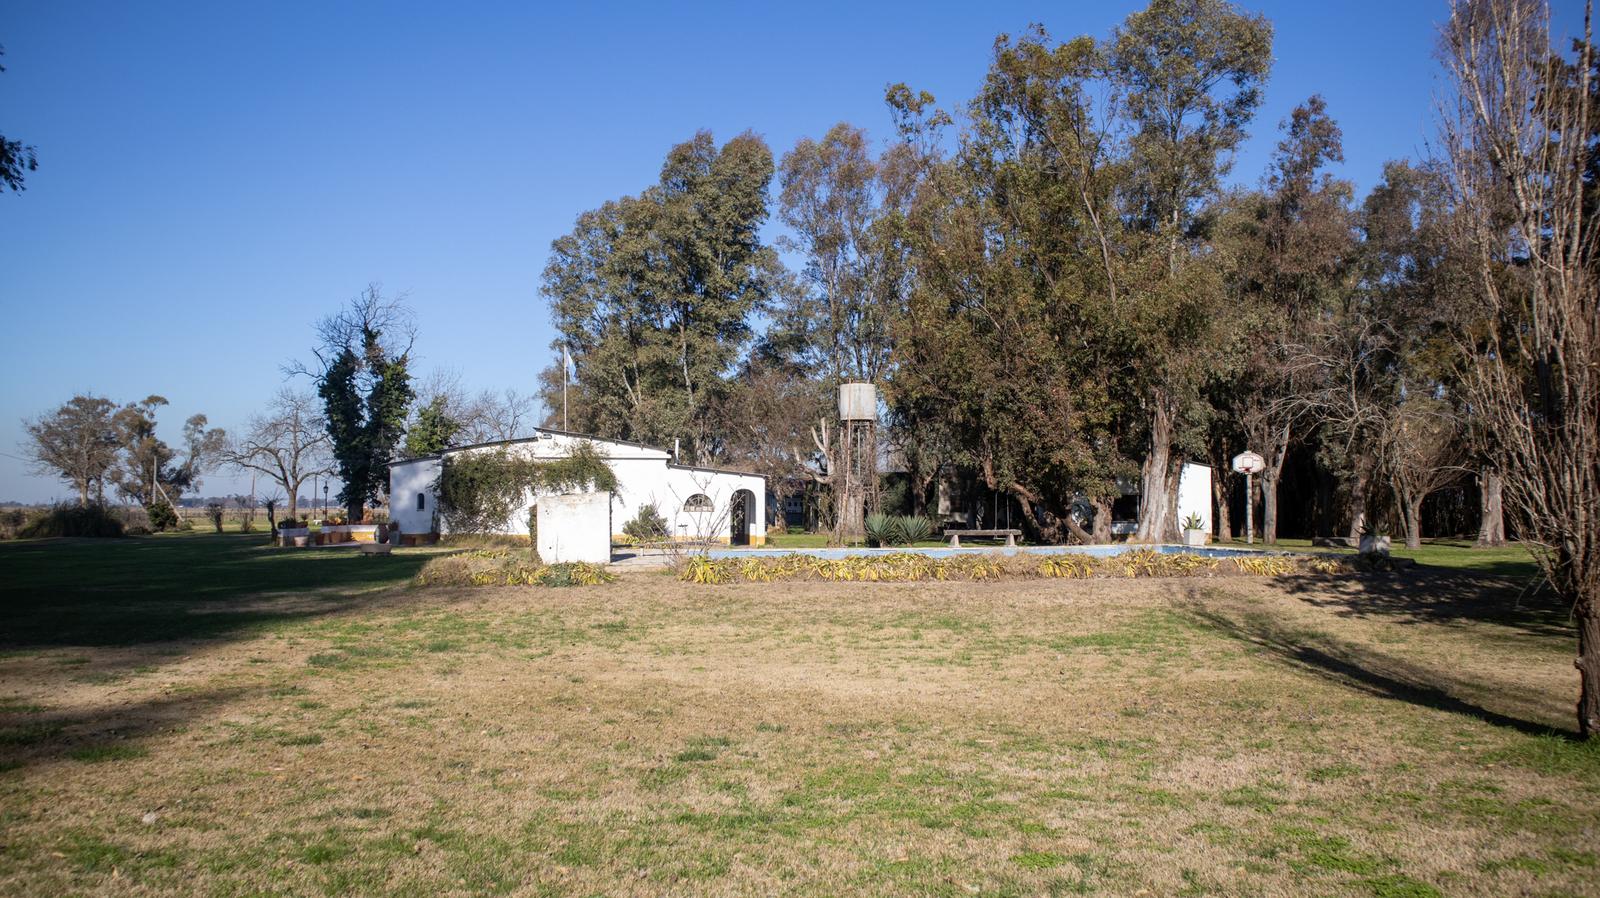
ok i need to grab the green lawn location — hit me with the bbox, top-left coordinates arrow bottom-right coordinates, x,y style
1,532 -> 1593,897
0,533 -> 436,648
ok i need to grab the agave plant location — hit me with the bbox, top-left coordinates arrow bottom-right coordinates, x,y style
864,513 -> 896,547
895,515 -> 933,544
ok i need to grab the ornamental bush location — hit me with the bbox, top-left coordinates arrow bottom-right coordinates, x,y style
679,549 -> 1324,584
413,548 -> 613,588
17,503 -> 126,539
147,501 -> 178,532
622,502 -> 669,541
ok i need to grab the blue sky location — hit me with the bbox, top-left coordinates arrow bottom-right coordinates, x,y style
1,1 -> 1578,502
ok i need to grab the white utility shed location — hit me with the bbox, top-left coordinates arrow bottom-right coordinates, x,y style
388,429 -> 767,548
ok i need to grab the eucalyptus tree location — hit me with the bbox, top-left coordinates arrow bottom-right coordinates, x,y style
1107,0 -> 1273,542
885,0 -> 1270,543
110,396 -> 226,508
543,131 -> 778,464
887,31 -> 1138,543
22,395 -> 119,505
775,123 -> 918,533
1219,96 -> 1356,543
777,123 -> 916,389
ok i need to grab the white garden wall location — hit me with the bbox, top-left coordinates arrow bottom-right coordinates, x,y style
390,457 -> 441,535
1177,462 -> 1213,535
536,493 -> 612,563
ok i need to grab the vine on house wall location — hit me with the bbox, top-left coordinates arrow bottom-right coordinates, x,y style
436,442 -> 618,533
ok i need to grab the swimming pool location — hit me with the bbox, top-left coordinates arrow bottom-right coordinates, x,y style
708,544 -> 1279,561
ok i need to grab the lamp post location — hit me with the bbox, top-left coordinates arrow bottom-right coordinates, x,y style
323,483 -> 329,521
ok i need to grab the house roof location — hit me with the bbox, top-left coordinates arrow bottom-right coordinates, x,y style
667,462 -> 765,479
388,428 -> 764,479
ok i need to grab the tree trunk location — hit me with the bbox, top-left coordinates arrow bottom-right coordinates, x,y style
1091,497 -> 1112,544
77,479 -> 89,507
1578,596 -> 1600,740
1346,466 -> 1370,542
1135,401 -> 1177,543
1008,483 -> 1067,545
1476,468 -> 1506,547
1212,470 -> 1232,542
1262,469 -> 1280,545
1403,494 -> 1424,550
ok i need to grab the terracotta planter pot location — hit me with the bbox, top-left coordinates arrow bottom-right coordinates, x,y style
292,535 -> 309,548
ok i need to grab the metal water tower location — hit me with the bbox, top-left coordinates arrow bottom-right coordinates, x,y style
836,383 -> 877,541
838,382 -> 876,422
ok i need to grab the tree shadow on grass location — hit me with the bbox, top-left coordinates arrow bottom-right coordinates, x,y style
0,533 -> 433,652
1178,582 -> 1579,740
1270,568 -> 1571,642
0,683 -> 259,772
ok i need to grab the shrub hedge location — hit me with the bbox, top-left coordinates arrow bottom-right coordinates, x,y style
679,549 -> 1338,584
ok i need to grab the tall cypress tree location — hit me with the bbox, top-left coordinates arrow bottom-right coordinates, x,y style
312,286 -> 415,520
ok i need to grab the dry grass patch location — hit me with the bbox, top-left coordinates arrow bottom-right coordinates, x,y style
0,566 -> 1595,896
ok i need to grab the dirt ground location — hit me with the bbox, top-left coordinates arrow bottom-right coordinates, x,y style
2,568 -> 1596,897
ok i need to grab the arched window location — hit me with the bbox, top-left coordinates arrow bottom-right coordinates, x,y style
416,493 -> 426,511
683,493 -> 713,512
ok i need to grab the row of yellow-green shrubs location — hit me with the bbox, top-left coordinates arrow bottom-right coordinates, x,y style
678,549 -> 1343,584
414,548 -> 614,588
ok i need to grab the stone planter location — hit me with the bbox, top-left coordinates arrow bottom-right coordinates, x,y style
1359,534 -> 1391,555
317,524 -> 381,544
292,534 -> 309,548
1182,528 -> 1208,548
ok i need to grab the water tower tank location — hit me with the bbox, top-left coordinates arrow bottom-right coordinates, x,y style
838,382 -> 877,421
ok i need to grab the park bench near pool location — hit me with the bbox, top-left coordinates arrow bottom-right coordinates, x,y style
943,528 -> 1021,547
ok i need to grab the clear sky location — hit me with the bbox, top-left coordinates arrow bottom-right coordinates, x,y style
1,1 -> 1583,503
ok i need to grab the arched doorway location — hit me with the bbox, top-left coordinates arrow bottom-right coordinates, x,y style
729,489 -> 754,546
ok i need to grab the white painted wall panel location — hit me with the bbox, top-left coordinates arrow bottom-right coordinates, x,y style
537,493 -> 612,563
389,458 -> 441,535
1177,462 -> 1213,534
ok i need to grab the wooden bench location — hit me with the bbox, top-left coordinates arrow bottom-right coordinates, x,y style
943,528 -> 1021,548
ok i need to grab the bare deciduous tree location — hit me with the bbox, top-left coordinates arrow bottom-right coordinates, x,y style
224,390 -> 333,522
1440,0 -> 1599,736
1380,398 -> 1468,549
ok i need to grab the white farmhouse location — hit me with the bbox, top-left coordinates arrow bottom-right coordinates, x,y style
388,429 -> 767,548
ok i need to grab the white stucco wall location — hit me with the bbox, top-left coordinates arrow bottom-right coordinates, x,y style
1177,462 -> 1213,534
389,457 -> 441,535
537,493 -> 612,563
385,431 -> 767,545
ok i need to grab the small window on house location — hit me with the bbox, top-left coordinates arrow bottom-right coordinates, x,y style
683,493 -> 713,512
416,493 -> 426,511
